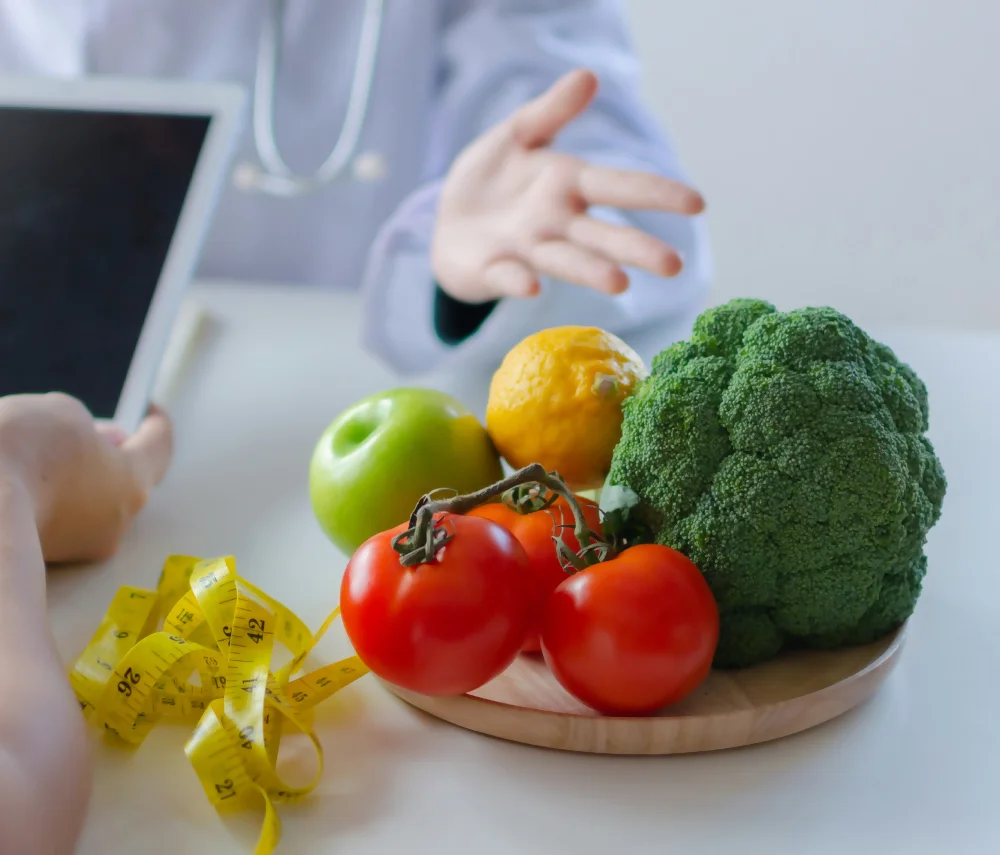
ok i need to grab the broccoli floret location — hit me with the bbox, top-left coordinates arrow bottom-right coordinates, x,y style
606,299 -> 947,668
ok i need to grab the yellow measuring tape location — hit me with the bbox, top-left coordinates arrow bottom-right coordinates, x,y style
69,554 -> 370,854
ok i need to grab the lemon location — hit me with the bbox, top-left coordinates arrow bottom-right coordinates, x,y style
486,326 -> 647,491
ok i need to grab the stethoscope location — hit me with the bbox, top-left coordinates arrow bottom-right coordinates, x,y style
232,0 -> 385,197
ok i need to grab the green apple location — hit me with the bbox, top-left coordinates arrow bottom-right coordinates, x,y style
309,387 -> 504,556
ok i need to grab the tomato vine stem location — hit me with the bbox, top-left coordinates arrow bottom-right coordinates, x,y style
391,463 -> 606,570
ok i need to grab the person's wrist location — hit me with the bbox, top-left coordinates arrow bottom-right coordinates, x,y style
0,403 -> 48,525
0,466 -> 40,531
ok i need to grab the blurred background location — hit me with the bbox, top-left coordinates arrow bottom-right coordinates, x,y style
625,0 -> 999,331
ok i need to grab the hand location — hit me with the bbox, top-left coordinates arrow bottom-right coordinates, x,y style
432,68 -> 706,304
0,393 -> 173,563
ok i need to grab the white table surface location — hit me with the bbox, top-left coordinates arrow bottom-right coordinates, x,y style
49,282 -> 1000,855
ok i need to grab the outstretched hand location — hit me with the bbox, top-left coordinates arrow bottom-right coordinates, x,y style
0,393 -> 173,563
432,68 -> 706,303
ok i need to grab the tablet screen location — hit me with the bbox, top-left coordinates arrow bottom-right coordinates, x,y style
0,106 -> 210,419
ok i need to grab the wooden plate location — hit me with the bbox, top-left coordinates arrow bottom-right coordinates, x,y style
384,626 -> 906,755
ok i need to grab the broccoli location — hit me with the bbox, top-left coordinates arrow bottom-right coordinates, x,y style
605,298 -> 947,668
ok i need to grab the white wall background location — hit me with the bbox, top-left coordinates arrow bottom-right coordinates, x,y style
624,0 -> 1000,331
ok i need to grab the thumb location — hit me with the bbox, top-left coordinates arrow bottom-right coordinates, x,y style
510,68 -> 598,149
121,405 -> 174,491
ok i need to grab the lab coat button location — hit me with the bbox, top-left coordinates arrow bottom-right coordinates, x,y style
353,151 -> 387,182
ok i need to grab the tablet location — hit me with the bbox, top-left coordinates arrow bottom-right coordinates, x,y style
0,75 -> 245,433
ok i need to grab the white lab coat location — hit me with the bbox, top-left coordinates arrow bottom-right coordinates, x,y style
0,0 -> 712,375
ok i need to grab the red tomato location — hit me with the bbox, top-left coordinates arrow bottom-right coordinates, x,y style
469,497 -> 603,653
340,514 -> 533,696
540,544 -> 719,715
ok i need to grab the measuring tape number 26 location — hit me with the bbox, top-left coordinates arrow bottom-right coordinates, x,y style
69,554 -> 370,854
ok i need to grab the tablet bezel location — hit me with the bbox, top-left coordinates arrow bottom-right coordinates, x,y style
0,74 -> 246,433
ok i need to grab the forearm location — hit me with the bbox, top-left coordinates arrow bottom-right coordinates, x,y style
0,478 -> 92,855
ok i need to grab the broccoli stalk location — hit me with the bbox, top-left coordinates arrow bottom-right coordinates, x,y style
606,299 -> 947,668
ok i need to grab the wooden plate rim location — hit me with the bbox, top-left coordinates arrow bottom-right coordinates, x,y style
381,625 -> 907,754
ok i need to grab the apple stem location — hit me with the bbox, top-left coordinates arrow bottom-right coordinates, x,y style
391,463 -> 607,570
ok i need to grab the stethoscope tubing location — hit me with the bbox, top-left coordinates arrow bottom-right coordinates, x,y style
233,0 -> 385,196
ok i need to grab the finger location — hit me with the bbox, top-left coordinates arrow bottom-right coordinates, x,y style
121,405 -> 174,491
530,240 -> 629,295
482,258 -> 541,298
578,165 -> 706,214
96,421 -> 128,447
510,69 -> 598,149
566,216 -> 683,277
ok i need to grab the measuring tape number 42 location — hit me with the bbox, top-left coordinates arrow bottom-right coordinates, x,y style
69,554 -> 370,854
